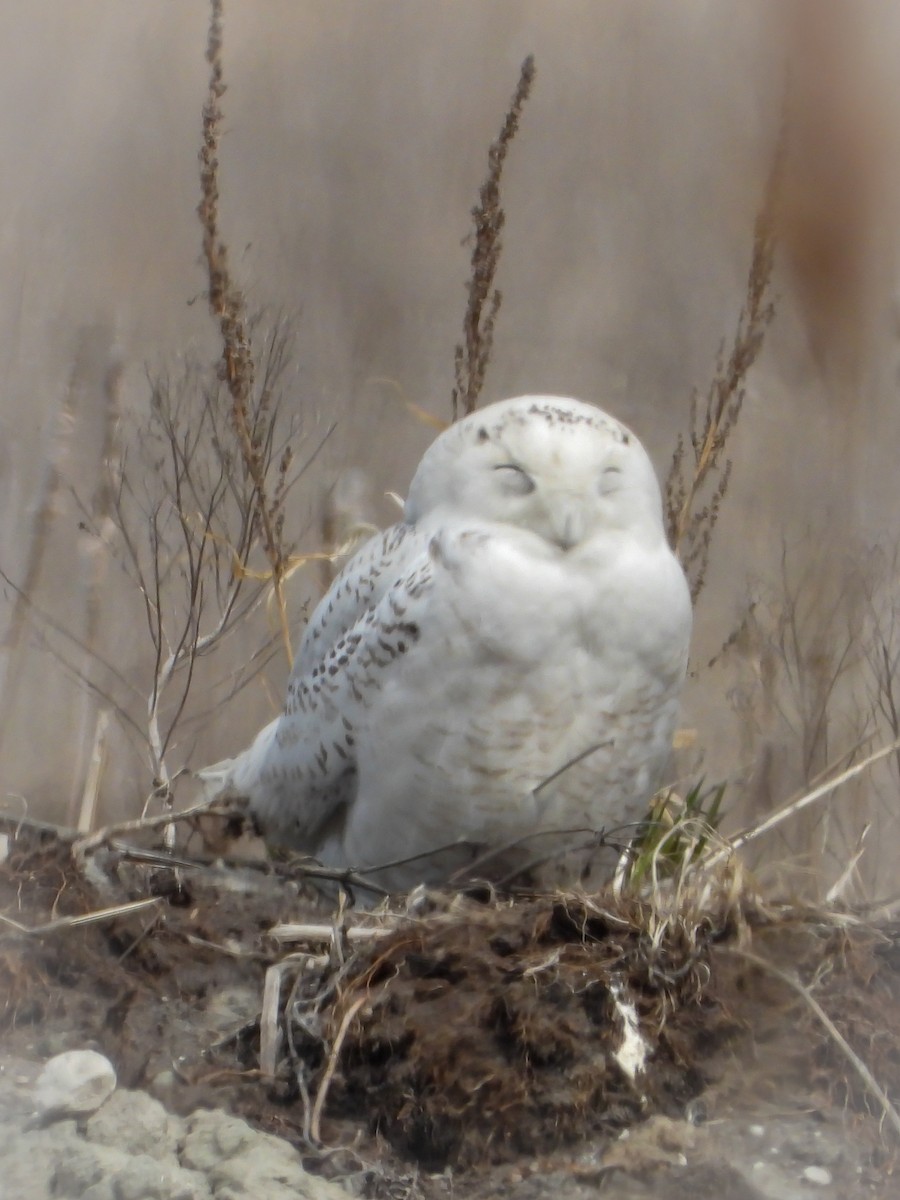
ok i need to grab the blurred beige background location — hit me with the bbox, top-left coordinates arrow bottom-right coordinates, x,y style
2,1 -> 899,897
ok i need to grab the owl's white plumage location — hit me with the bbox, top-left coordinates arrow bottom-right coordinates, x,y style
200,396 -> 692,892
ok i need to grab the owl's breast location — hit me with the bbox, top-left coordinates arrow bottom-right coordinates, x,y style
336,522 -> 691,883
425,522 -> 691,684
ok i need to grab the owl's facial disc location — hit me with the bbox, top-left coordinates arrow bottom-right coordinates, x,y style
478,425 -> 657,551
404,395 -> 666,549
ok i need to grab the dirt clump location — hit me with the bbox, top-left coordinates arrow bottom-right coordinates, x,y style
3,821 -> 900,1199
313,895 -> 730,1167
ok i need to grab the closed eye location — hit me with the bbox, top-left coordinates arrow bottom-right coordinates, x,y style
599,465 -> 622,495
494,463 -> 536,495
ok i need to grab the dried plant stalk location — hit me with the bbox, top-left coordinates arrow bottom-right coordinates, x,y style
0,342 -> 82,764
665,131 -> 783,602
309,994 -> 367,1144
0,897 -> 162,937
199,0 -> 294,664
708,736 -> 900,867
0,2 -> 307,826
76,708 -> 110,834
69,351 -> 123,825
862,546 -> 900,791
452,55 -> 536,420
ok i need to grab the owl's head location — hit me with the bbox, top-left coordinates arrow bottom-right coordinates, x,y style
404,395 -> 667,551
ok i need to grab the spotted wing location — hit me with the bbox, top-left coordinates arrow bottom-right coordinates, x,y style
295,522 -> 426,676
244,540 -> 436,846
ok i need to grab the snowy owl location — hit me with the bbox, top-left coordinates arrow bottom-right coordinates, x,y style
199,395 -> 692,892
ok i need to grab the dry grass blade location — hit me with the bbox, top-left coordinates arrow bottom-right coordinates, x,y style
261,958 -> 290,1077
199,0 -> 294,665
309,994 -> 367,1145
720,945 -> 900,1143
452,55 -> 536,419
722,736 -> 900,861
825,823 -> 870,905
70,351 -> 123,826
0,333 -> 89,765
665,122 -> 783,602
0,896 -> 162,936
76,708 -> 110,833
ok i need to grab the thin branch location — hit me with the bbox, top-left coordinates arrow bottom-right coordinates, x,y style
71,794 -> 225,865
0,567 -> 143,708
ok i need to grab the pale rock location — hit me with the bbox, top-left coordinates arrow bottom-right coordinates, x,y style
802,1165 -> 833,1186
33,1049 -> 116,1116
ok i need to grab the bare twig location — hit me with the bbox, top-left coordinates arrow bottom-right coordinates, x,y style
71,794 -> 227,865
276,858 -> 391,898
91,327 -> 298,819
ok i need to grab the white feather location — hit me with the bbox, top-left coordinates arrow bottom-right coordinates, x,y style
198,396 -> 692,891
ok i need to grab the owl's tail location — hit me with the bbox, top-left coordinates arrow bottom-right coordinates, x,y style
194,717 -> 281,803
194,756 -> 241,801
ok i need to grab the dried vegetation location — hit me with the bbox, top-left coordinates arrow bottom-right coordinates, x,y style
3,824 -> 900,1186
1,0 -> 318,827
199,0 -> 297,667
271,889 -> 728,1168
3,4 -> 900,1191
451,55 -> 536,420
664,127 -> 781,603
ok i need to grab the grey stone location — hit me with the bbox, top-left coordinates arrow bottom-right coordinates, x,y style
51,1140 -> 129,1197
180,1109 -> 258,1170
182,1109 -> 353,1200
111,1154 -> 213,1200
85,1088 -> 185,1158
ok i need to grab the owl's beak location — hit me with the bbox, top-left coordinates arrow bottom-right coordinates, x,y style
550,505 -> 583,551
